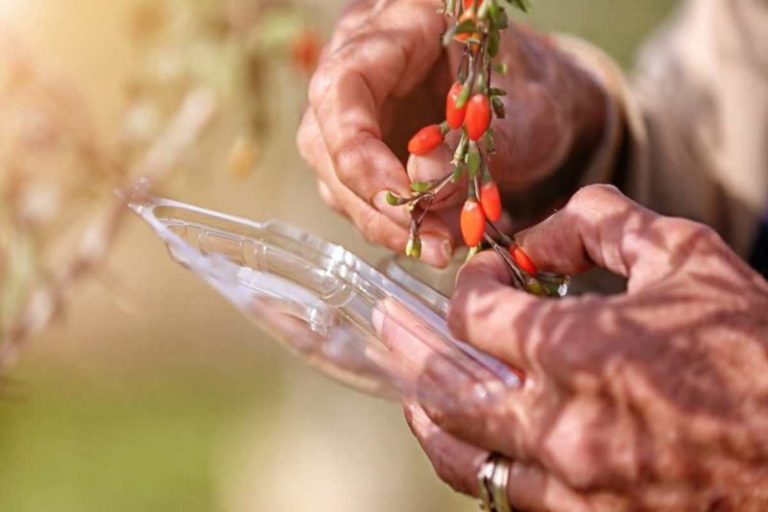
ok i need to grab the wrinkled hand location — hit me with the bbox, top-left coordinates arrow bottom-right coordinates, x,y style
382,185 -> 768,511
297,0 -> 606,267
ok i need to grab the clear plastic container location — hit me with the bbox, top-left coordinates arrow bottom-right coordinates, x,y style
128,191 -> 524,406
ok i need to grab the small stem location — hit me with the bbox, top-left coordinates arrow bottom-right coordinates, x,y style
458,52 -> 470,83
431,172 -> 457,195
484,232 -> 527,289
467,174 -> 477,200
486,219 -> 512,246
452,132 -> 469,164
416,207 -> 429,224
408,172 -> 456,204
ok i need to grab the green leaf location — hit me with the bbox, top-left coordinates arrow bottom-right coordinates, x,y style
491,96 -> 506,119
454,19 -> 479,34
442,18 -> 477,46
451,164 -> 465,183
489,5 -> 508,30
483,129 -> 496,154
488,30 -> 500,58
466,147 -> 481,178
490,87 -> 507,97
410,181 -> 431,193
494,63 -> 508,75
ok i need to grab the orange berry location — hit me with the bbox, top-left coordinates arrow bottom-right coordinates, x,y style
479,181 -> 502,221
465,94 -> 491,141
509,244 -> 538,276
407,124 -> 444,155
446,82 -> 467,129
460,200 -> 486,247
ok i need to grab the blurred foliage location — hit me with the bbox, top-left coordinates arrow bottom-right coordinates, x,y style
0,0 -> 319,365
527,0 -> 678,66
0,1 -> 678,511
0,369 -> 278,512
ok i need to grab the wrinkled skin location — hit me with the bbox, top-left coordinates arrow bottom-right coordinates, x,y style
298,1 -> 768,508
378,185 -> 768,511
296,0 -> 606,267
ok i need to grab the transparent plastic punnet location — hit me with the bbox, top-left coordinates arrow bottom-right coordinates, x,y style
128,192 -> 522,405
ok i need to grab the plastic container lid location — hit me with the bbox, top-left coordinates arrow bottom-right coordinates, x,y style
128,192 -> 523,406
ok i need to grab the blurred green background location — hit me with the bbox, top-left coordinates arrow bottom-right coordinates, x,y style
0,0 -> 676,510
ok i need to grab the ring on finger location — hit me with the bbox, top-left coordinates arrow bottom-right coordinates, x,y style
478,453 -> 518,512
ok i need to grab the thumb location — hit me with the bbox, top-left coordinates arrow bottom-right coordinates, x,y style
514,184 -> 670,289
406,138 -> 466,210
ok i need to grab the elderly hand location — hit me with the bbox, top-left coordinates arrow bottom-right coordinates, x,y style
297,0 -> 607,267
382,184 -> 768,511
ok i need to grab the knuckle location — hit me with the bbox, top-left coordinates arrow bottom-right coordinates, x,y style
420,401 -> 469,439
446,291 -> 472,341
433,460 -> 472,495
316,181 -> 340,212
658,217 -> 720,248
295,119 -> 315,162
307,62 -> 336,107
422,404 -> 450,430
357,213 -> 382,244
537,300 -> 603,375
684,220 -> 720,245
333,135 -> 372,189
571,183 -> 623,207
544,422 -> 600,490
423,401 -> 478,444
445,311 -> 466,343
354,208 -> 399,248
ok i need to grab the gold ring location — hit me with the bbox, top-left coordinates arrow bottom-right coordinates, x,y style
478,453 -> 515,512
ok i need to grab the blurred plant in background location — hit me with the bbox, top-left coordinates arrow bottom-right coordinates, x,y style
124,0 -> 320,177
0,0 -> 320,371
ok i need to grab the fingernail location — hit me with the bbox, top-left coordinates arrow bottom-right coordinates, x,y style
406,403 -> 430,429
407,145 -> 452,182
421,235 -> 453,268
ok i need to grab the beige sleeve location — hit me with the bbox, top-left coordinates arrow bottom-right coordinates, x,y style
556,0 -> 768,258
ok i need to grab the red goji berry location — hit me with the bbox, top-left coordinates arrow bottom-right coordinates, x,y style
460,200 -> 486,247
509,244 -> 538,276
446,82 -> 467,129
479,181 -> 502,221
465,94 -> 491,141
462,0 -> 475,9
407,124 -> 444,155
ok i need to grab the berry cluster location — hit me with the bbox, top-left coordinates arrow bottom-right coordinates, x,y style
387,0 -> 566,296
